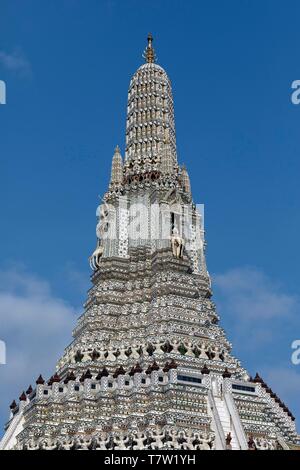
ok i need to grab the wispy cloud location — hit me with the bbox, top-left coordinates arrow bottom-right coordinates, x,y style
0,49 -> 31,77
214,267 -> 298,321
213,267 -> 300,352
0,266 -> 77,435
263,366 -> 300,401
213,265 -> 300,360
213,266 -> 300,426
64,262 -> 90,297
213,267 -> 299,350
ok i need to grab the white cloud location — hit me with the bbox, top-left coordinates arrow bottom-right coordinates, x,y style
0,267 -> 77,433
263,366 -> 300,400
214,267 -> 300,426
0,49 -> 31,77
64,262 -> 90,297
214,267 -> 298,321
213,265 -> 300,357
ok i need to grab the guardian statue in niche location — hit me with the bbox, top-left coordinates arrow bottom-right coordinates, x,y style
171,227 -> 184,258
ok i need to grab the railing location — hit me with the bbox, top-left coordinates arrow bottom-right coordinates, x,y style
0,409 -> 24,450
224,392 -> 248,450
277,434 -> 290,450
208,391 -> 226,450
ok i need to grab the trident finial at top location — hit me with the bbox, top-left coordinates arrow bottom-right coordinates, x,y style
143,33 -> 156,63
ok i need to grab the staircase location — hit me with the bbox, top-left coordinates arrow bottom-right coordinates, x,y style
213,396 -> 240,450
0,410 -> 25,450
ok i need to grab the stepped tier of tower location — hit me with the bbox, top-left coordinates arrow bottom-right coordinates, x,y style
2,365 -> 296,450
1,35 -> 298,451
58,249 -> 235,373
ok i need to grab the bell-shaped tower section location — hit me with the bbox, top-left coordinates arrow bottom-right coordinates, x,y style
124,34 -> 177,181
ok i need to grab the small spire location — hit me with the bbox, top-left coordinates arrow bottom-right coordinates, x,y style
143,33 -> 156,63
222,368 -> 232,378
110,145 -> 123,186
19,391 -> 27,401
134,363 -> 143,374
10,400 -> 17,410
26,385 -> 33,395
151,361 -> 160,372
169,359 -> 178,370
181,164 -> 191,194
52,373 -> 60,383
64,371 -> 76,384
96,367 -> 109,380
201,364 -> 210,375
36,374 -> 45,385
84,369 -> 93,379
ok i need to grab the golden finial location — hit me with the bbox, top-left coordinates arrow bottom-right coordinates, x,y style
143,33 -> 156,63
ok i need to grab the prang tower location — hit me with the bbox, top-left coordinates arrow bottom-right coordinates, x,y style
1,35 -> 298,451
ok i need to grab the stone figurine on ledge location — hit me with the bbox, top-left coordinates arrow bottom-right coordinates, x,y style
171,227 -> 184,258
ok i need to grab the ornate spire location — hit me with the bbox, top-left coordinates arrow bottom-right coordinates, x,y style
125,36 -> 177,166
143,33 -> 156,63
110,145 -> 123,186
181,164 -> 191,194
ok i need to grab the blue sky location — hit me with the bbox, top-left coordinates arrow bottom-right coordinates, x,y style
0,0 -> 299,435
